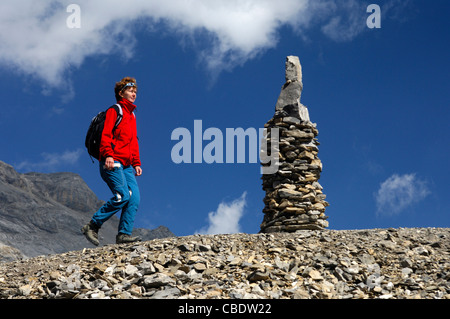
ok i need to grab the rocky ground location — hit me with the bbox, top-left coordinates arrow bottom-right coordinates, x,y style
0,228 -> 449,300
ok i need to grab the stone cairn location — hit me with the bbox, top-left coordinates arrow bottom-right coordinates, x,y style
260,56 -> 329,233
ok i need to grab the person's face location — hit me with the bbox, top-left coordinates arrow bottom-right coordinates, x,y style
120,87 -> 137,103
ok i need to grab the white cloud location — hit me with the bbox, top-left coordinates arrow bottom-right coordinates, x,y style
0,0 -> 382,93
375,173 -> 430,216
15,149 -> 83,173
320,0 -> 368,42
196,192 -> 247,235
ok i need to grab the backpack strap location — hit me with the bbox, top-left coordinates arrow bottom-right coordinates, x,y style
111,104 -> 123,131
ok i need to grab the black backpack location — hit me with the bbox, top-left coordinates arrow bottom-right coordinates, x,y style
85,104 -> 123,162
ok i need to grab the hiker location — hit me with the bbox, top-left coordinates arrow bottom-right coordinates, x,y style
82,77 -> 143,246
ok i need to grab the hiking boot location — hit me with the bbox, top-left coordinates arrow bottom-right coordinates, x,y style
116,233 -> 141,244
81,221 -> 100,246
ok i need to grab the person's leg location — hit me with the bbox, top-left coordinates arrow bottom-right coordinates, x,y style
92,161 -> 130,228
117,165 -> 140,235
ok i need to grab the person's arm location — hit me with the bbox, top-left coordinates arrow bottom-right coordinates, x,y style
99,108 -> 118,170
130,113 -> 142,176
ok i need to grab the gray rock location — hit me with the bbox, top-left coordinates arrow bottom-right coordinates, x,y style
142,273 -> 176,288
0,228 -> 449,299
0,243 -> 24,263
273,56 -> 310,122
150,287 -> 180,299
285,55 -> 302,84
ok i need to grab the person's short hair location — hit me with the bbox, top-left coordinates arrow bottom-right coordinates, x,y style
114,77 -> 138,101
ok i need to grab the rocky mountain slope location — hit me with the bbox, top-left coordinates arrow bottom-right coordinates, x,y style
0,160 -> 174,262
0,227 -> 448,299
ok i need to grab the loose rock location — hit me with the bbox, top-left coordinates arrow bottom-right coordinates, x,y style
0,228 -> 448,299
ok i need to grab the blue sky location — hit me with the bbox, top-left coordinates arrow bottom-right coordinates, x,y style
0,0 -> 448,236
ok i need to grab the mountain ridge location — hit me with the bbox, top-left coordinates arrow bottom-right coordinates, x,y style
0,160 -> 174,262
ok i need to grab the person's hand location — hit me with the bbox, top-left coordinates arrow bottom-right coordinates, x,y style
105,157 -> 115,170
134,166 -> 142,176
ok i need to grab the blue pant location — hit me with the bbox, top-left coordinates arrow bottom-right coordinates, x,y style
92,161 -> 140,235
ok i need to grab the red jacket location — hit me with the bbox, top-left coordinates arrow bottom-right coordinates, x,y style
99,99 -> 141,167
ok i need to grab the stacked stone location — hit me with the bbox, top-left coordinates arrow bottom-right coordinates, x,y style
260,56 -> 329,233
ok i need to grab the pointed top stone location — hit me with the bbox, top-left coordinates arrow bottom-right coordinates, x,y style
285,56 -> 302,85
274,56 -> 309,122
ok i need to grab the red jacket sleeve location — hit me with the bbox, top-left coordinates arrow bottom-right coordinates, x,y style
99,108 -> 118,160
130,114 -> 141,167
